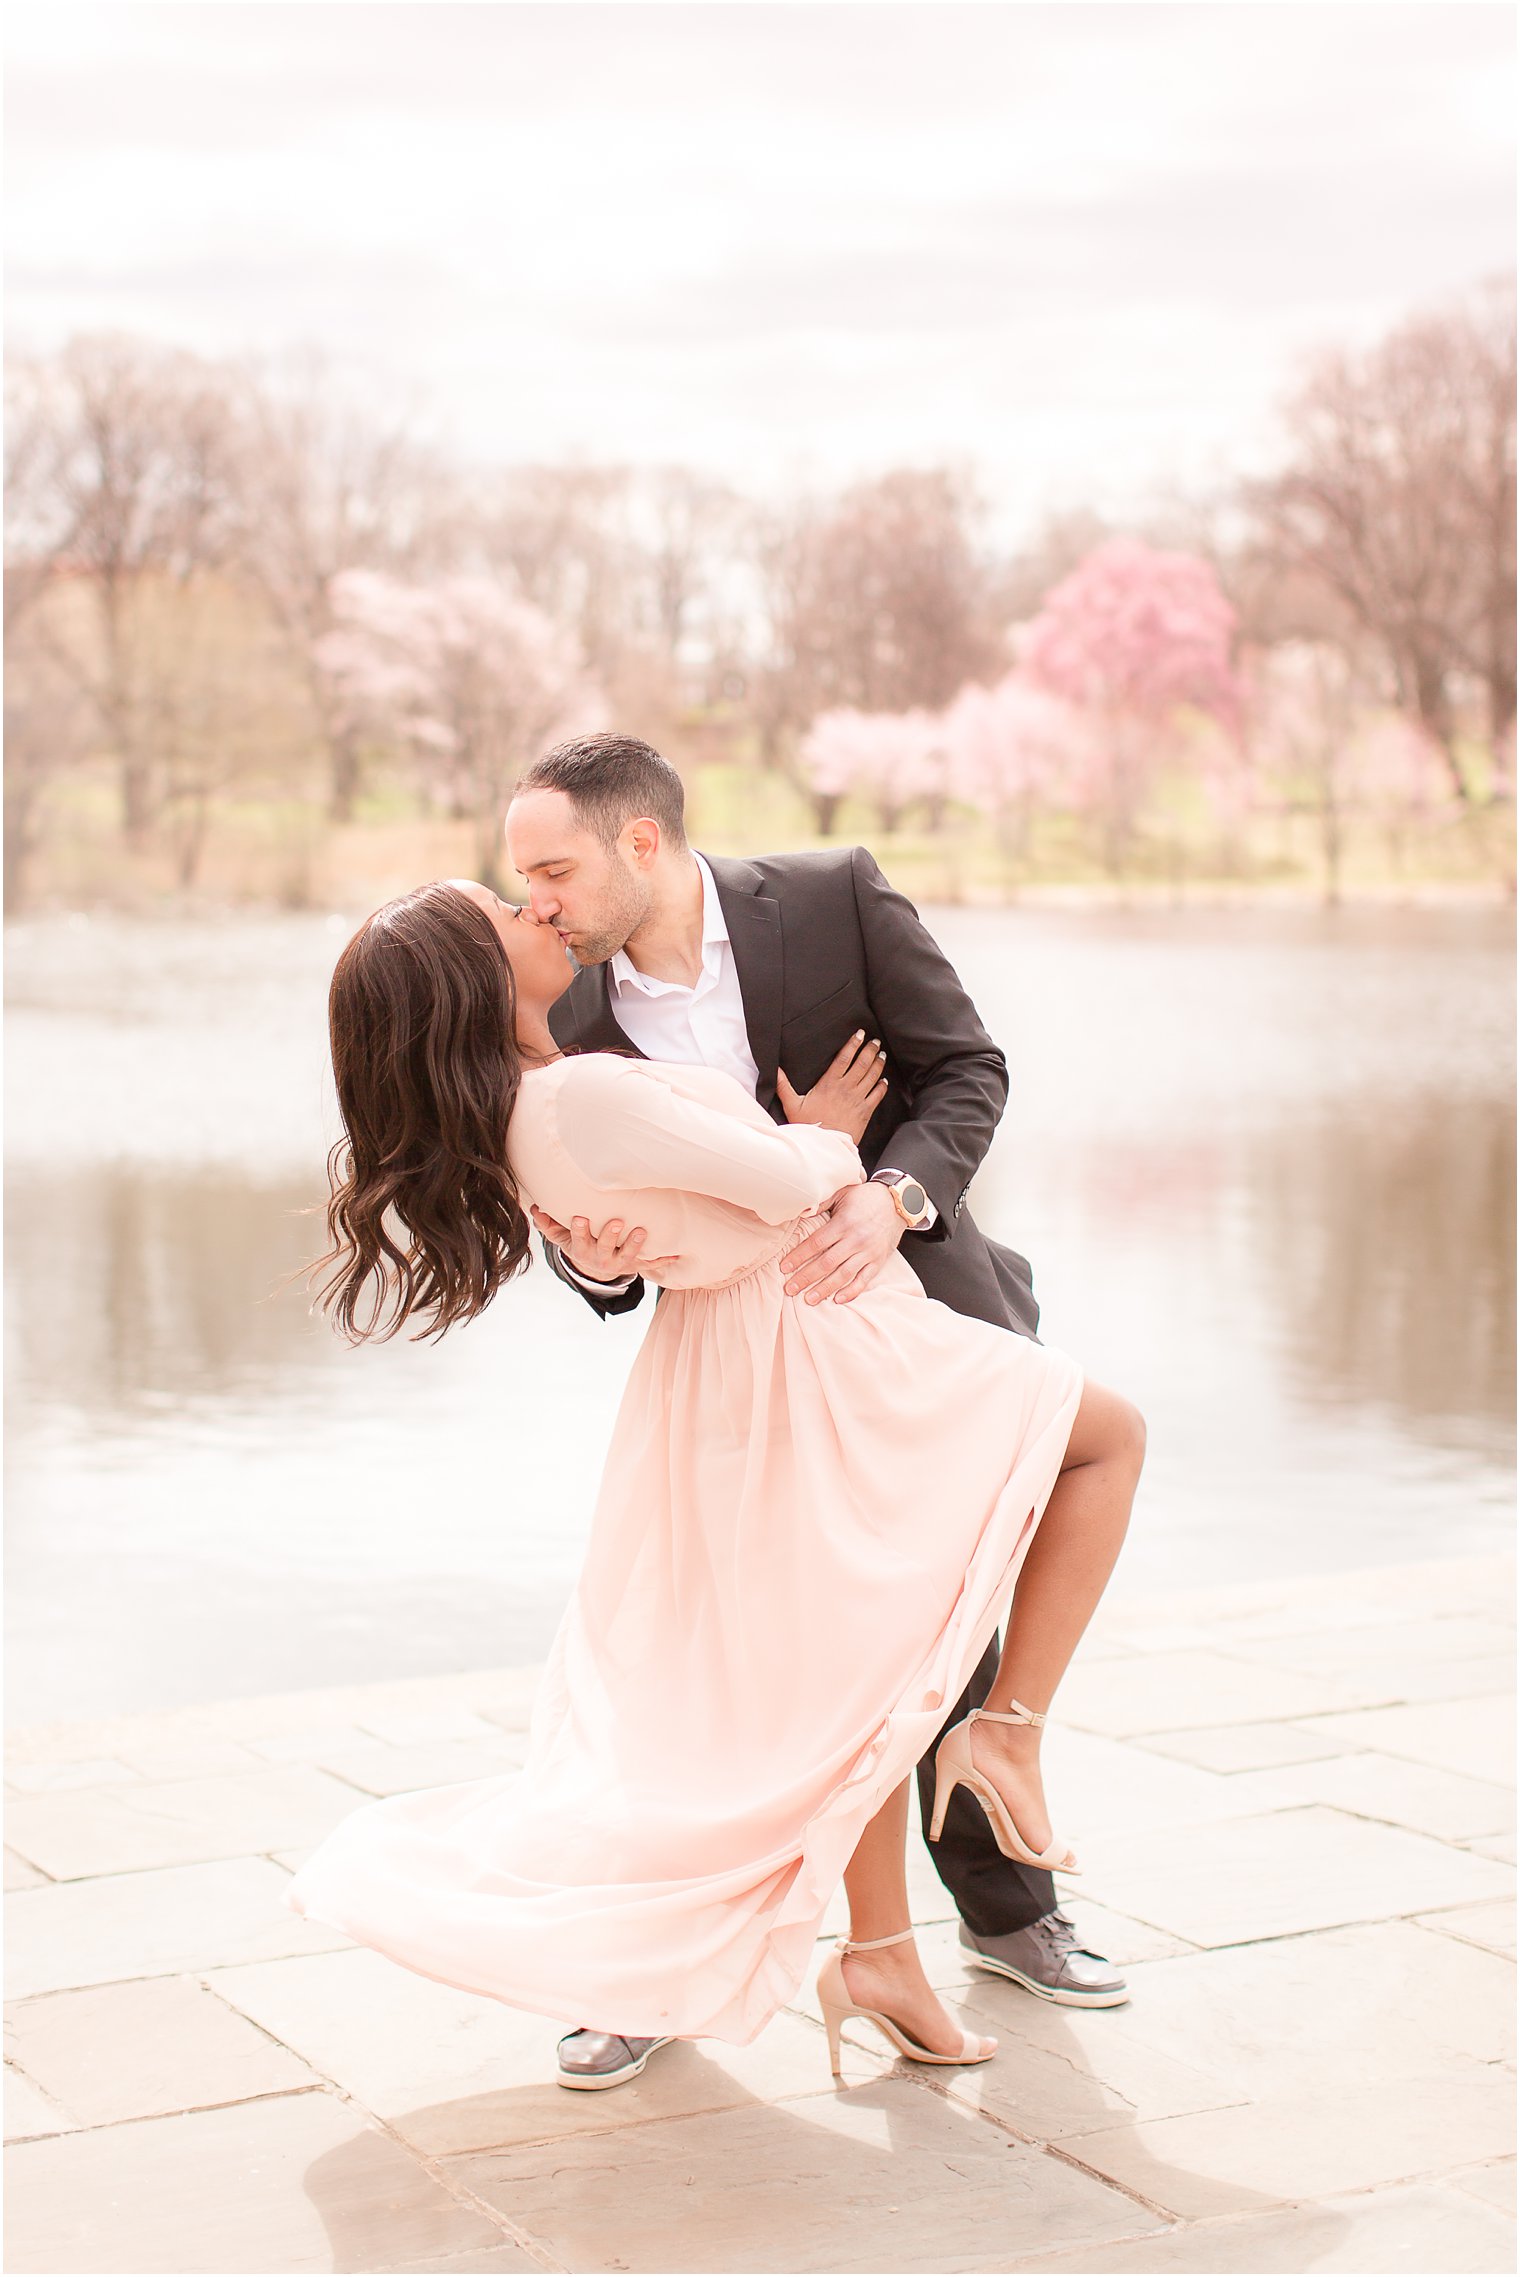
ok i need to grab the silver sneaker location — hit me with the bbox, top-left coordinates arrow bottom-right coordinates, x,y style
960,1911 -> 1128,2007
555,2028 -> 677,2090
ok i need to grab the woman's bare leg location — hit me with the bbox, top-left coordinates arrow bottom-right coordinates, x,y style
831,1379 -> 1141,2053
970,1379 -> 1146,1859
835,1780 -> 996,2059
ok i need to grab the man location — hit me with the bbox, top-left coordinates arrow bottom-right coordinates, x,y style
505,731 -> 1126,2092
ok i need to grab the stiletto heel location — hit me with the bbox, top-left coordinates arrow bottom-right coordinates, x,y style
823,2004 -> 843,2076
816,1927 -> 996,2077
929,1698 -> 1080,1874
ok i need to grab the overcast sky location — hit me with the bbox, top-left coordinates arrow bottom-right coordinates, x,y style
6,2 -> 1514,533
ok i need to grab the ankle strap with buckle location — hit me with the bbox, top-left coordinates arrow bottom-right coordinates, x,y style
838,1927 -> 916,1955
970,1696 -> 1047,1729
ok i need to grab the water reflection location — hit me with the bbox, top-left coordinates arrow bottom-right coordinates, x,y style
6,1167 -> 332,1419
5,903 -> 1513,1723
1255,1099 -> 1515,1456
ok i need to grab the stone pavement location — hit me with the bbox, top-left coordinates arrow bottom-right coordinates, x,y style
4,1552 -> 1514,2275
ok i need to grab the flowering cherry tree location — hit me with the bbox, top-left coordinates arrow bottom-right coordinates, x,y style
796,706 -> 944,835
317,571 -> 602,886
1020,539 -> 1241,874
1348,710 -> 1455,873
942,672 -> 1088,873
1244,640 -> 1382,903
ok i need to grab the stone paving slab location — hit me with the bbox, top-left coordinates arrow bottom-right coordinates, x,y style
1289,1693 -> 1516,1788
3,1849 -> 49,1891
4,1976 -> 320,2128
980,1919 -> 1511,2101
1058,2065 -> 1516,2222
2,2088 -> 515,2274
300,1739 -> 528,1799
1136,1720 -> 1371,1773
1055,1652 -> 1372,1736
1453,2159 -> 1518,2215
1413,1899 -> 1517,1958
208,1944 -> 843,2158
1069,1804 -> 1513,1948
4,1765 -> 364,1880
1229,1748 -> 1513,1843
5,1758 -> 145,1795
4,2064 -> 77,2148
1001,2176 -> 1519,2273
4,1552 -> 1513,2274
5,1857 -> 352,2001
446,2081 -> 1167,2272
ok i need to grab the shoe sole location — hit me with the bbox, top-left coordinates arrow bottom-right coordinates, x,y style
965,1952 -> 1129,2008
556,2035 -> 676,2090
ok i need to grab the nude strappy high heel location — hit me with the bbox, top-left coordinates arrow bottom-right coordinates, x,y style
928,1698 -> 1081,1874
816,1928 -> 997,2076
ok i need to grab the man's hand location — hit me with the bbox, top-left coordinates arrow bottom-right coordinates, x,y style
531,1206 -> 679,1284
779,1179 -> 903,1305
777,1031 -> 887,1145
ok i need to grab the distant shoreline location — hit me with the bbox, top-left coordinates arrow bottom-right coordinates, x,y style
6,877 -> 1514,928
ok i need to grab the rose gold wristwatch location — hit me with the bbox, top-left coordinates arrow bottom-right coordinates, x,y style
869,1168 -> 933,1229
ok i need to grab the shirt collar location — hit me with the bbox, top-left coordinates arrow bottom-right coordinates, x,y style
609,852 -> 728,999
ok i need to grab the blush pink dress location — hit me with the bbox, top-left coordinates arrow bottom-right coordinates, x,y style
284,1054 -> 1083,2044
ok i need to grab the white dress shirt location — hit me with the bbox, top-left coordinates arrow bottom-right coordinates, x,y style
557,851 -> 932,1294
606,854 -> 761,1097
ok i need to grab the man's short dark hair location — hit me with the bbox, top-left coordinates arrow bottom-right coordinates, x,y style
516,733 -> 687,850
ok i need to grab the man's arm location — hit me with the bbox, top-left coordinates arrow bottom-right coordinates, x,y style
850,845 -> 1009,1237
539,1232 -> 647,1319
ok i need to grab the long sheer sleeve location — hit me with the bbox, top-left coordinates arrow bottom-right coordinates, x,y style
554,1057 -> 863,1225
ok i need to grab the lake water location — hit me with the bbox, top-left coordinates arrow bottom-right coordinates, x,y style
5,900 -> 1514,1726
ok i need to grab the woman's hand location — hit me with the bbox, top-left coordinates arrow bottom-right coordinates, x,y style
530,1206 -> 679,1284
777,1031 -> 888,1143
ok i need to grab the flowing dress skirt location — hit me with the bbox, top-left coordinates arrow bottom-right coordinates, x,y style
284,1222 -> 1083,2043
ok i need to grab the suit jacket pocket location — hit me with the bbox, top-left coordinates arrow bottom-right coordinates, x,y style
781,977 -> 857,1031
778,982 -> 871,1091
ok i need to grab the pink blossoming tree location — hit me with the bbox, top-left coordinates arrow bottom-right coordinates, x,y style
317,571 -> 602,888
1243,639 -> 1410,903
941,672 -> 1089,881
1020,539 -> 1242,875
796,706 -> 944,835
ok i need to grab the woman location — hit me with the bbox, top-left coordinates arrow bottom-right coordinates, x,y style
285,880 -> 1144,2075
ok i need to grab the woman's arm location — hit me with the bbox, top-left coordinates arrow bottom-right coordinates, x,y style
556,1057 -> 864,1225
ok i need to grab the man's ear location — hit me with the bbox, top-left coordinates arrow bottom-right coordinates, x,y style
625,817 -> 662,868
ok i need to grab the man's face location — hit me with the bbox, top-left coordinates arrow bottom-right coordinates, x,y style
505,789 -> 656,966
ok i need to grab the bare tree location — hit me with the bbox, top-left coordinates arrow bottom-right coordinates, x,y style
3,608 -> 95,905
1250,278 -> 1516,798
638,465 -> 745,665
995,505 -> 1113,629
20,335 -> 241,844
316,569 -> 602,890
230,354 -> 442,821
5,362 -> 74,638
755,468 -> 1000,769
474,464 -> 641,689
147,575 -> 317,891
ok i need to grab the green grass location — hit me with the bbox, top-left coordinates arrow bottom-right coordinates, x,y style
11,756 -> 1514,914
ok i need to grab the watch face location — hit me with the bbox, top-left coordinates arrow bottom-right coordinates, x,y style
898,1181 -> 928,1220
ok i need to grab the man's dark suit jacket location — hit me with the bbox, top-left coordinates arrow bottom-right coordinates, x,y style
545,845 -> 1038,1339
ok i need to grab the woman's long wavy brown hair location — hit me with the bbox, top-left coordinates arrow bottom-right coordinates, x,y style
315,881 -> 534,1342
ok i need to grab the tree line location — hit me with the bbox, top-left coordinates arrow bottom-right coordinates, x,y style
4,276 -> 1513,906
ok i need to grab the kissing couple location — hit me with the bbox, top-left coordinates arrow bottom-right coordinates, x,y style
286,731 -> 1146,2087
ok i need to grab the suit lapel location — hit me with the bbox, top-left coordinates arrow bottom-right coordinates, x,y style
705,853 -> 784,1109
546,856 -> 783,1103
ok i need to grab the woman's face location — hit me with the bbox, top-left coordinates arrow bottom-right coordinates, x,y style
451,881 -> 576,1020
